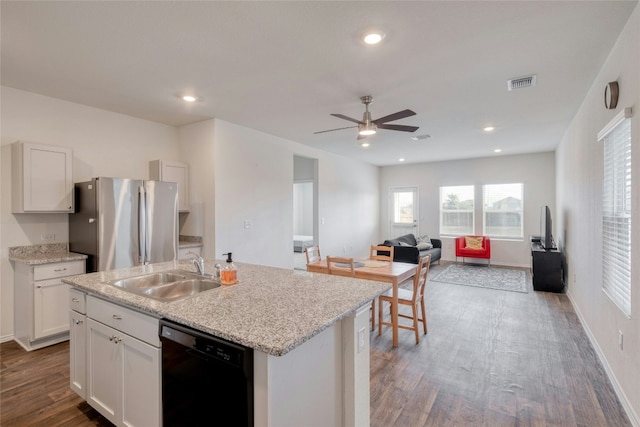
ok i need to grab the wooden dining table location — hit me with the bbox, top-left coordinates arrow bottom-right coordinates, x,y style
306,258 -> 417,348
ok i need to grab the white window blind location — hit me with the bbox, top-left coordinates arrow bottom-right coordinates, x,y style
483,183 -> 524,239
599,108 -> 632,317
440,185 -> 474,235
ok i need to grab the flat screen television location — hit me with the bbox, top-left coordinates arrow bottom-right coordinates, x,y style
540,205 -> 555,249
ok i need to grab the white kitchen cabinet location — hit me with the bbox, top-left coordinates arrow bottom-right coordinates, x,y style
13,260 -> 85,351
85,296 -> 161,427
12,141 -> 74,213
69,289 -> 87,399
149,159 -> 189,212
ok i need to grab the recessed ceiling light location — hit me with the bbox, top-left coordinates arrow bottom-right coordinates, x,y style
494,148 -> 502,153
363,31 -> 385,45
398,158 -> 405,162
483,126 -> 495,132
182,95 -> 197,103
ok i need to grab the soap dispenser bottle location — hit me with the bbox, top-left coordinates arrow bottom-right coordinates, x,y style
221,252 -> 238,285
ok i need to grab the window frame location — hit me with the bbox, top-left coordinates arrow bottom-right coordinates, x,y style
599,108 -> 633,318
482,183 -> 524,240
439,185 -> 475,236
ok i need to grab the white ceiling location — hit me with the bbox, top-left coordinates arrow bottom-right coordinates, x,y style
1,1 -> 637,166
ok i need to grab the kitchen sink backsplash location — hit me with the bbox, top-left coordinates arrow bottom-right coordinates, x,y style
179,235 -> 203,244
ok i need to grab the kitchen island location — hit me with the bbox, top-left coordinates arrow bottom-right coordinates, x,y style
63,258 -> 390,427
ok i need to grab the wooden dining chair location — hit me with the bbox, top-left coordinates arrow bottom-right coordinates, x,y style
326,256 -> 376,331
305,246 -> 321,264
370,245 -> 394,261
378,255 -> 431,344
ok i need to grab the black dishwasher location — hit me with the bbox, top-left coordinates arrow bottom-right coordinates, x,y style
159,319 -> 253,426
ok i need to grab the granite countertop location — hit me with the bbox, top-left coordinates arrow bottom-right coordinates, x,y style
62,259 -> 390,356
9,243 -> 88,265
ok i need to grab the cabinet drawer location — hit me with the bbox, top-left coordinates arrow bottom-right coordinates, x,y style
69,288 -> 86,314
34,261 -> 85,281
87,296 -> 160,347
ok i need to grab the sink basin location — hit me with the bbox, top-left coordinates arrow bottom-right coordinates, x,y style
107,270 -> 220,301
143,278 -> 220,301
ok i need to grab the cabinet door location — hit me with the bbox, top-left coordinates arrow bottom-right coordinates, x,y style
150,160 -> 189,212
87,319 -> 120,426
33,279 -> 71,339
17,142 -> 73,212
70,311 -> 87,399
121,334 -> 161,427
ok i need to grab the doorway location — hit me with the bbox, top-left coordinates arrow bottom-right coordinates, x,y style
293,156 -> 318,270
389,186 -> 419,238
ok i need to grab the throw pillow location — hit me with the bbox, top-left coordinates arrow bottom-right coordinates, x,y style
416,242 -> 433,250
399,241 -> 412,247
416,234 -> 432,245
465,236 -> 484,249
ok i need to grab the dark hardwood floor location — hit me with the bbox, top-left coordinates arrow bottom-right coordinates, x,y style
1,262 -> 631,426
370,262 -> 631,427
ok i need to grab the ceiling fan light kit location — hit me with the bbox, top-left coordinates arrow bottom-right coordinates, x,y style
314,95 -> 419,141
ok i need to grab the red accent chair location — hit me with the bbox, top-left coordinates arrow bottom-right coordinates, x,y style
455,236 -> 491,265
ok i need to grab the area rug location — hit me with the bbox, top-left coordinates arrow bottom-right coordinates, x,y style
430,264 -> 528,293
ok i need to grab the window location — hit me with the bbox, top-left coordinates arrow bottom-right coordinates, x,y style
599,108 -> 632,317
440,185 -> 474,235
389,187 -> 418,237
483,183 -> 524,239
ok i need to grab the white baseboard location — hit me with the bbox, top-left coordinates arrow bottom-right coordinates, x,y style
1,334 -> 15,344
566,291 -> 639,427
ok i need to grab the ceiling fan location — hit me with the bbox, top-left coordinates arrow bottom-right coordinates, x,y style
314,95 -> 419,140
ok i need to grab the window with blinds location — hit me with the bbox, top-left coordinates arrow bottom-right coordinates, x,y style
482,183 -> 524,239
599,108 -> 632,317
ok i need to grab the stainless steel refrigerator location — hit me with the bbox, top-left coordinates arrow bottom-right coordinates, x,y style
69,177 -> 179,272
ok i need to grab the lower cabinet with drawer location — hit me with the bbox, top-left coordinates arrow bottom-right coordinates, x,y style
13,260 -> 85,351
83,295 -> 161,427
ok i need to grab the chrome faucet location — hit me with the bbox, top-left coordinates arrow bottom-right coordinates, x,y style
187,252 -> 206,276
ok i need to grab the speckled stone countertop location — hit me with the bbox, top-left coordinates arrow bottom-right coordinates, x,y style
9,243 -> 88,265
62,259 -> 390,356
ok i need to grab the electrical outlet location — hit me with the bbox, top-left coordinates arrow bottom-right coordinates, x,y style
358,327 -> 366,353
41,233 -> 55,242
618,330 -> 624,350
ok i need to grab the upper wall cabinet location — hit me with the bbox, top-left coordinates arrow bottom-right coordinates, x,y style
149,160 -> 189,212
12,141 -> 74,213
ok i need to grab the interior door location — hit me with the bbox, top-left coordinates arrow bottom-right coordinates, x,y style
389,187 -> 419,238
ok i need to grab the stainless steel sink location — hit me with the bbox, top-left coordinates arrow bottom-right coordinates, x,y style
143,278 -> 220,301
107,270 -> 220,301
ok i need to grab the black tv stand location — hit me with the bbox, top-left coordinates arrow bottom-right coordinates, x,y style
530,241 -> 564,292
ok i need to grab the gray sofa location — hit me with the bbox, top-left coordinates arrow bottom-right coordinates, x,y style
381,233 -> 441,264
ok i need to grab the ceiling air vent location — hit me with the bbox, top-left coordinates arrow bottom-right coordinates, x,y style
410,134 -> 431,141
507,75 -> 537,91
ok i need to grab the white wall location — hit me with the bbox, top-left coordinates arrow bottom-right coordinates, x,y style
0,86 -> 179,340
178,119 -> 216,258
380,152 -> 556,267
556,4 -> 639,423
212,119 -> 380,269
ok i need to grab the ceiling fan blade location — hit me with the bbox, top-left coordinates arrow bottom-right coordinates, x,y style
330,113 -> 363,124
372,109 -> 416,124
313,125 -> 358,135
376,123 -> 420,133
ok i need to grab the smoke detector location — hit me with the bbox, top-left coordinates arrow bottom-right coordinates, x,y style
507,75 -> 537,91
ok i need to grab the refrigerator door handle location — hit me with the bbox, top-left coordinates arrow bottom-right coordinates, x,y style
139,186 -> 147,264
